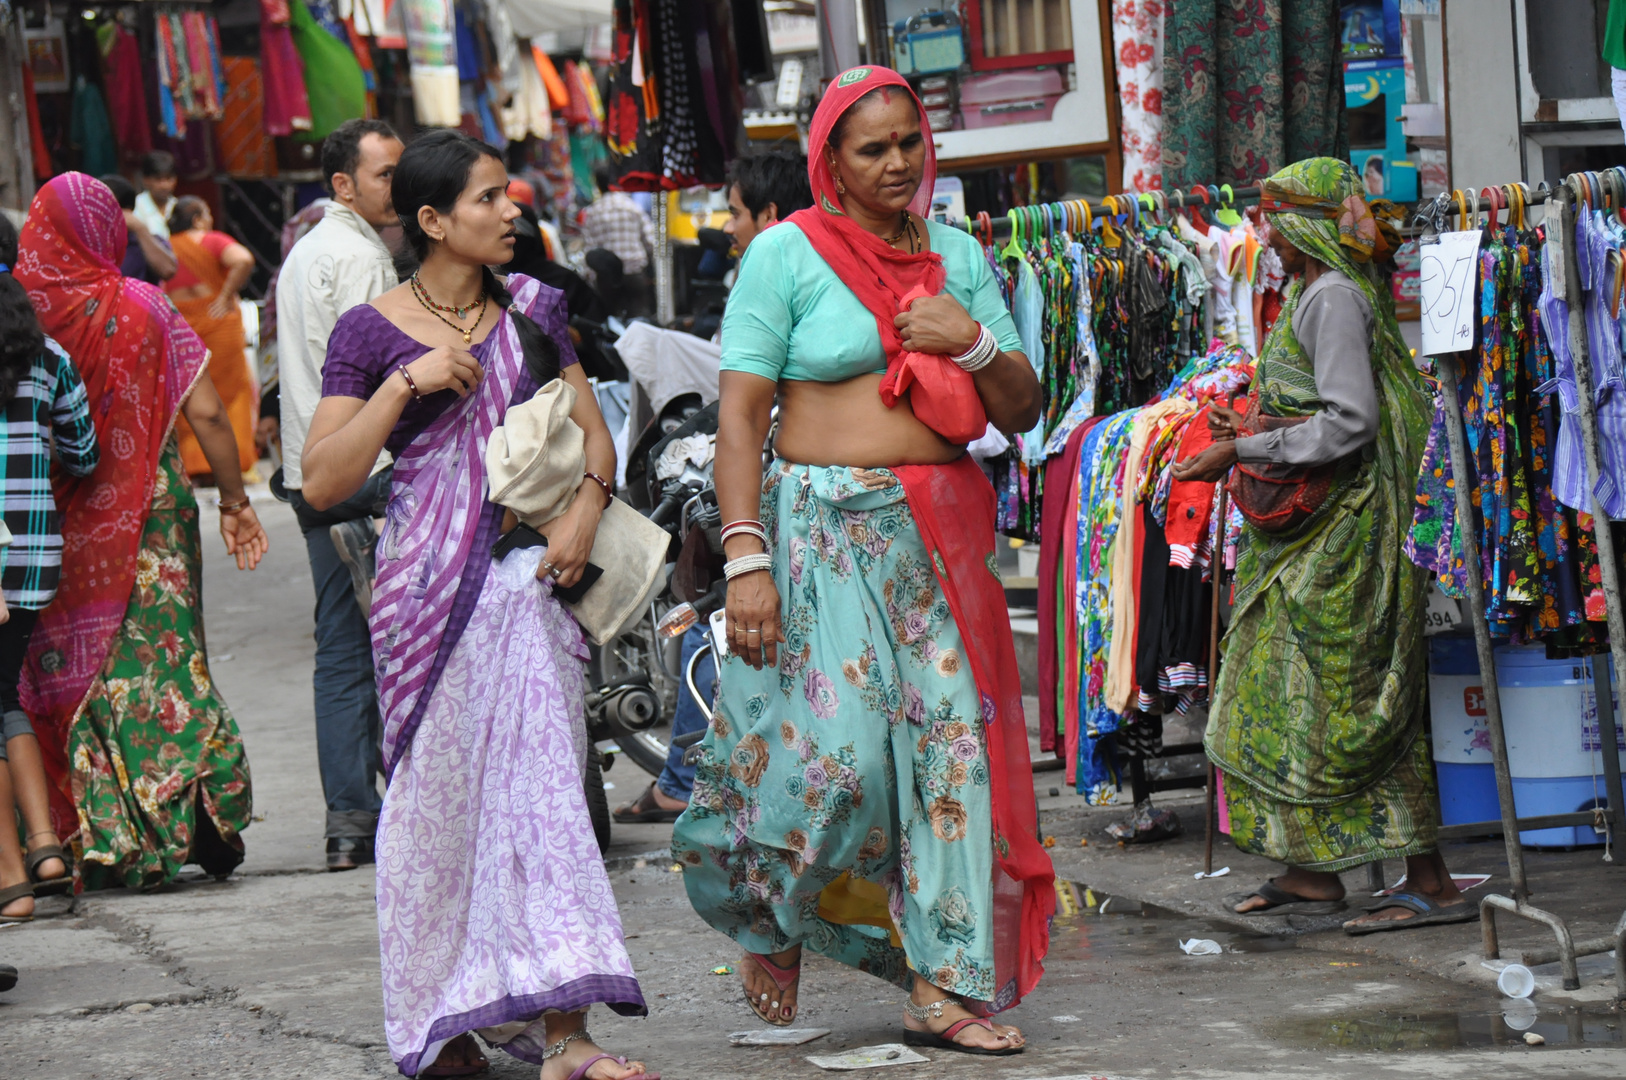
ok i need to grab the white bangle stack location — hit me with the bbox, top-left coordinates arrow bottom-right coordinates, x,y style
724,552 -> 773,580
720,519 -> 769,547
950,323 -> 998,372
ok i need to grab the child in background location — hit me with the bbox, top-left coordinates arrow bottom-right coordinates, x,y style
134,150 -> 178,240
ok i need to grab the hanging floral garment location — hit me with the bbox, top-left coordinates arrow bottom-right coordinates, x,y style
259,0 -> 313,136
1111,0 -> 1163,192
1161,0 -> 1347,188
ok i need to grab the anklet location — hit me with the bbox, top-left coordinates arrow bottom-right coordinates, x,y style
541,1030 -> 591,1060
904,997 -> 952,1023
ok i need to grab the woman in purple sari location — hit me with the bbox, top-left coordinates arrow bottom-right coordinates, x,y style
300,131 -> 654,1080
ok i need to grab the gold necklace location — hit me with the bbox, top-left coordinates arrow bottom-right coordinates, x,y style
412,277 -> 488,345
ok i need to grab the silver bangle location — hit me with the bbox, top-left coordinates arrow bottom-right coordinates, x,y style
724,552 -> 774,579
951,324 -> 997,372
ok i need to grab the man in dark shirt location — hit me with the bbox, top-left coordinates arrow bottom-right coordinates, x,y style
99,174 -> 176,285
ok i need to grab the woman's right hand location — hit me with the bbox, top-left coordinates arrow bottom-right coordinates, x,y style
727,571 -> 785,671
404,346 -> 484,398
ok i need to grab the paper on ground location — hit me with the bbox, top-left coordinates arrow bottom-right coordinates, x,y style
1193,866 -> 1231,879
1373,872 -> 1490,896
729,1028 -> 831,1046
806,1043 -> 929,1070
1180,938 -> 1222,955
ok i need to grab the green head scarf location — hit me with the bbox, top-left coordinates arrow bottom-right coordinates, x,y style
1259,156 -> 1429,475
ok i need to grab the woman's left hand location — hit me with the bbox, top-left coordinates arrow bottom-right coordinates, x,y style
208,291 -> 239,321
537,489 -> 605,588
219,505 -> 269,570
1170,440 -> 1240,484
894,293 -> 980,356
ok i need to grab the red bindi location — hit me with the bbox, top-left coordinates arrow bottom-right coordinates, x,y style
889,131 -> 898,141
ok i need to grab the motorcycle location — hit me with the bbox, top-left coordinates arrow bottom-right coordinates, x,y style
578,396 -> 721,852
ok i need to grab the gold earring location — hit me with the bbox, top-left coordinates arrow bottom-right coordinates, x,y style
834,173 -> 846,194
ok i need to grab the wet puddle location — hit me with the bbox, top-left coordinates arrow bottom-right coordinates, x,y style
1049,881 -> 1298,959
1270,1001 -> 1624,1050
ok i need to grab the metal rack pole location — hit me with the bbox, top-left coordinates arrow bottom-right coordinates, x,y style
1434,357 -> 1528,900
655,193 -> 674,325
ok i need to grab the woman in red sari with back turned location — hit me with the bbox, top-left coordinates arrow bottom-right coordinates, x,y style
671,67 -> 1053,1054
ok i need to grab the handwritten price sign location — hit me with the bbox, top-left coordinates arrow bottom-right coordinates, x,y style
1419,230 -> 1480,357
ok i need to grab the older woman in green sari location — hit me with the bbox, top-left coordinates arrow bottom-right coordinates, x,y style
1173,158 -> 1474,934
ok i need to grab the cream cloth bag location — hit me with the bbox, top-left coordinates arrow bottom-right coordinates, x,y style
486,379 -> 670,644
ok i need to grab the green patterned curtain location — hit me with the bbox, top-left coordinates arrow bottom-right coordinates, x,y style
1160,0 -> 1348,189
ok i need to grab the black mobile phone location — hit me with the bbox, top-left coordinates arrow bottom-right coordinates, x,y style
492,523 -> 604,602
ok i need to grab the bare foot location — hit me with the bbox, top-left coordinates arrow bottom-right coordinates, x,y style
540,1034 -> 649,1080
1233,869 -> 1344,914
428,1033 -> 487,1075
740,945 -> 800,1024
903,987 -> 1023,1051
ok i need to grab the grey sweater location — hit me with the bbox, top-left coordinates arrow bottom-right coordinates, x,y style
1234,270 -> 1378,467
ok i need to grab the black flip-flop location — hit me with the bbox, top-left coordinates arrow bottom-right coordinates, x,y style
1343,891 -> 1480,935
903,1017 -> 1024,1056
26,844 -> 72,897
1223,879 -> 1348,917
612,783 -> 682,824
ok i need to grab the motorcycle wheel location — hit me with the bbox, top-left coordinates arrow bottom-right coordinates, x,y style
585,745 -> 611,855
588,608 -> 679,778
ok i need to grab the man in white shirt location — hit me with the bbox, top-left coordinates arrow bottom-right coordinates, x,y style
133,151 -> 177,239
275,118 -> 403,871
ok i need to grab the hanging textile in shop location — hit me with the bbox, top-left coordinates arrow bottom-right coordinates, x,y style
153,12 -> 227,139
606,0 -> 738,189
96,21 -> 151,165
1111,1 -> 1163,193
1161,0 -> 1346,189
218,57 -> 277,179
1406,193 -> 1621,650
290,0 -> 369,139
260,0 -> 314,135
68,76 -> 117,178
400,0 -> 461,126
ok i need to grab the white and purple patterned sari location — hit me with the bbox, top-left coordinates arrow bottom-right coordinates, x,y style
367,276 -> 645,1075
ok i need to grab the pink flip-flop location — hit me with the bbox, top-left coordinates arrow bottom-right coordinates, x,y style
743,950 -> 801,1026
566,1054 -> 659,1080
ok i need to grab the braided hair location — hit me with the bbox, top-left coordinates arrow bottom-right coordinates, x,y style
0,215 -> 44,407
392,130 -> 561,385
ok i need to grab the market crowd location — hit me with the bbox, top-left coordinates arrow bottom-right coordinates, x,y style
0,69 -> 1474,1080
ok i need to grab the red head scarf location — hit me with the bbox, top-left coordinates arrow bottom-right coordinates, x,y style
14,173 -> 208,836
785,67 -> 986,443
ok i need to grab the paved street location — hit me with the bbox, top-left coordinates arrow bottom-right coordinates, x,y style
1,493 -> 1623,1079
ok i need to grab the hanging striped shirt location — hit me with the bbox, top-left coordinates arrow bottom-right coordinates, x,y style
1,337 -> 99,609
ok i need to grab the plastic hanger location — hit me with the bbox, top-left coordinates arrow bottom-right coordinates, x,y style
1505,184 -> 1527,232
1479,185 -> 1503,243
1216,184 -> 1242,227
1001,209 -> 1024,260
1100,196 -> 1123,248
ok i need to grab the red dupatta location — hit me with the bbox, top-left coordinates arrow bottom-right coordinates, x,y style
14,174 -> 208,836
783,67 -> 987,444
896,457 -> 1054,1008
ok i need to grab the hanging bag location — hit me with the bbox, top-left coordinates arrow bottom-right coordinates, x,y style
1223,393 -> 1345,534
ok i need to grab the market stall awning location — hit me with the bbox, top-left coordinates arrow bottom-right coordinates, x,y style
504,0 -> 613,36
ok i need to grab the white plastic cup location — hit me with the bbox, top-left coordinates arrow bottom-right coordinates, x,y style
1497,963 -> 1536,999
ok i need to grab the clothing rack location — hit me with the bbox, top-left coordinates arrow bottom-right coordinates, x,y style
954,185 -> 1268,242
1418,173 -> 1625,996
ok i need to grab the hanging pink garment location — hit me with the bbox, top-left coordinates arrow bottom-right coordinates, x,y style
259,0 -> 313,134
100,26 -> 153,163
1111,0 -> 1162,191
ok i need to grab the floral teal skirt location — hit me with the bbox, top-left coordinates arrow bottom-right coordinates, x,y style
672,461 -> 999,1003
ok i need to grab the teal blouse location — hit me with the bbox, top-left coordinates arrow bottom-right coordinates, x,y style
719,219 -> 1024,384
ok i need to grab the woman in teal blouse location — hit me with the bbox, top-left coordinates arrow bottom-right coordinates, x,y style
671,67 -> 1055,1056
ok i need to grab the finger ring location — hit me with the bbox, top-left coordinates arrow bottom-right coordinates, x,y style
745,629 -> 761,635
541,560 -> 558,576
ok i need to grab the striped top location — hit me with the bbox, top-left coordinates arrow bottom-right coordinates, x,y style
0,337 -> 100,608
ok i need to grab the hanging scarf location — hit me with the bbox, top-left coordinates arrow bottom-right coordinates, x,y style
13,174 -> 209,833
783,66 -> 986,444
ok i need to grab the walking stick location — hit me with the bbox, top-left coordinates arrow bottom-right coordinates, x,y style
1203,485 -> 1229,876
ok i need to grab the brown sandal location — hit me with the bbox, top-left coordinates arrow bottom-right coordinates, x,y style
612,783 -> 682,824
0,881 -> 35,924
26,844 -> 71,897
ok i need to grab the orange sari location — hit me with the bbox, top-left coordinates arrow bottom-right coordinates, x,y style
166,231 -> 258,475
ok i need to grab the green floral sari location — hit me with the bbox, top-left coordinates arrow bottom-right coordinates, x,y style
70,439 -> 252,890
1206,158 -> 1436,871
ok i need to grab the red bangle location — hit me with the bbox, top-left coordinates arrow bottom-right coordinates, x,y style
583,471 -> 613,502
398,366 -> 422,398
